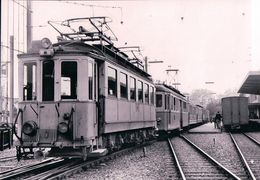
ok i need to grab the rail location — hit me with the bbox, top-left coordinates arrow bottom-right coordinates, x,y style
167,138 -> 186,180
180,134 -> 240,180
229,133 -> 256,180
243,133 -> 260,146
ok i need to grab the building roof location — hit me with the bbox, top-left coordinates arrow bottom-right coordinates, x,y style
238,71 -> 260,95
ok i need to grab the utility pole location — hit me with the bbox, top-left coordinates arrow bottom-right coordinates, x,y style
144,56 -> 148,73
0,0 -> 2,118
10,36 -> 14,125
27,0 -> 32,51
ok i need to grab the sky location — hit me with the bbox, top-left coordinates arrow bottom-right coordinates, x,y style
1,0 -> 259,98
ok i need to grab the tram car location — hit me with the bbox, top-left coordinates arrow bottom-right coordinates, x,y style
155,84 -> 208,135
15,17 -> 156,160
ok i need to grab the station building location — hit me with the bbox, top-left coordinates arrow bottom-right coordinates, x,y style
238,71 -> 260,121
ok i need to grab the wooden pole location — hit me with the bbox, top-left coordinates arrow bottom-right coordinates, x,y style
27,0 -> 32,52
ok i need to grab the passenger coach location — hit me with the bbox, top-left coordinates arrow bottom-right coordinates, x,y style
155,83 -> 209,135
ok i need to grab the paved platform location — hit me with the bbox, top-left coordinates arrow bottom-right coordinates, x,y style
188,122 -> 222,133
249,119 -> 260,124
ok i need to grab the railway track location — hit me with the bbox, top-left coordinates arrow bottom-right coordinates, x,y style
0,158 -> 67,180
0,156 -> 16,162
230,132 -> 260,180
0,141 -> 154,179
169,135 -> 240,180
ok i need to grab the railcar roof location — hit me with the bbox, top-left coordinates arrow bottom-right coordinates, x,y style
155,84 -> 186,98
18,40 -> 152,82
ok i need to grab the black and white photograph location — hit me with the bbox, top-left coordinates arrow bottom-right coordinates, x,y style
0,0 -> 259,179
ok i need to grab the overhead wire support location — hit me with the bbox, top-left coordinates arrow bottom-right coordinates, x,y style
12,0 -> 33,13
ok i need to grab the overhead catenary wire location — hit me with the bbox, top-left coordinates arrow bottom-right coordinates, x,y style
0,44 -> 24,54
59,1 -> 124,23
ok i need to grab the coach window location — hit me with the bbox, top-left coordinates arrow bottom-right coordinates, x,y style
61,61 -> 77,99
173,97 -> 176,110
183,102 -> 187,112
170,96 -> 174,110
42,60 -> 54,101
23,63 -> 37,101
150,86 -> 154,105
137,80 -> 143,102
165,95 -> 169,110
130,77 -> 136,101
120,72 -> 127,99
144,83 -> 149,104
156,94 -> 162,107
88,62 -> 94,100
108,67 -> 117,97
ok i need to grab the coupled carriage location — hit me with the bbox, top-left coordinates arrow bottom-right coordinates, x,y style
155,84 -> 209,135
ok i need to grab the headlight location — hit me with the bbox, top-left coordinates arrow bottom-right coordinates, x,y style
41,38 -> 52,49
22,121 -> 38,136
58,122 -> 68,134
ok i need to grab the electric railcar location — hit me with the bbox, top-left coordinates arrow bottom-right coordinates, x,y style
15,17 -> 156,160
155,84 -> 209,134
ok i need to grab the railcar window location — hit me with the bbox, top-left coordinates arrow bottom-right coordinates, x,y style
42,60 -> 54,101
150,86 -> 155,105
130,77 -> 136,101
183,102 -> 187,111
137,80 -> 143,102
173,97 -> 176,110
144,84 -> 149,104
120,72 -> 127,99
108,67 -> 117,97
88,62 -> 94,100
165,95 -> 170,110
61,61 -> 77,99
23,63 -> 37,101
156,94 -> 162,107
170,96 -> 174,110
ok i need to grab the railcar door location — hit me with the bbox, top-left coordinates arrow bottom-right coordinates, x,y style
180,100 -> 183,129
97,61 -> 105,136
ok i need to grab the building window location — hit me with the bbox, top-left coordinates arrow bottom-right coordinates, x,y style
61,61 -> 77,99
23,63 -> 37,101
137,80 -> 143,102
150,86 -> 154,105
42,60 -> 54,101
130,77 -> 136,101
108,67 -> 117,97
88,62 -> 94,100
120,72 -> 127,99
144,84 -> 149,104
156,94 -> 162,107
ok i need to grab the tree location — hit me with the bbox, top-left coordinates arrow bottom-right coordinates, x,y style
189,89 -> 215,106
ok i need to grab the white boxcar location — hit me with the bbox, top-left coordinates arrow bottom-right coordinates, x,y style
221,96 -> 249,128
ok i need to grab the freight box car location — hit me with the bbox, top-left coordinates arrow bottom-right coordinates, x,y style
221,96 -> 249,129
